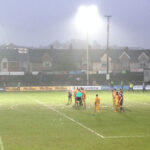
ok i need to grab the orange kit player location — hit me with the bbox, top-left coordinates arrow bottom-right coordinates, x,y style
114,91 -> 120,112
81,88 -> 86,108
73,87 -> 78,105
112,89 -> 117,106
94,94 -> 100,114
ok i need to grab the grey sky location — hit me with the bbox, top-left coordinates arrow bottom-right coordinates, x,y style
0,0 -> 150,48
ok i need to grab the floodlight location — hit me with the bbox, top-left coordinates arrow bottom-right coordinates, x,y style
74,5 -> 102,34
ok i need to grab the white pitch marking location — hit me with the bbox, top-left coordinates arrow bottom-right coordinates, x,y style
101,105 -> 110,108
135,102 -> 150,106
0,137 -> 4,150
36,100 -> 146,139
26,96 -> 146,139
26,96 -> 104,139
35,99 -> 105,139
10,104 -> 19,110
104,135 -> 145,139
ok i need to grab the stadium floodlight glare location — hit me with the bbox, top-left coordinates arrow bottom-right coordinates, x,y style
74,5 -> 102,85
74,5 -> 102,34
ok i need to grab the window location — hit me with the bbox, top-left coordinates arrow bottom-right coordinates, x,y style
122,63 -> 128,68
101,62 -> 107,67
43,61 -> 52,67
140,62 -> 146,68
3,62 -> 7,69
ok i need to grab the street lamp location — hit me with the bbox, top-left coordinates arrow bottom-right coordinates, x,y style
74,5 -> 102,85
86,32 -> 89,85
105,16 -> 111,81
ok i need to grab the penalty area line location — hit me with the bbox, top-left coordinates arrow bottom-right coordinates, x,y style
35,99 -> 146,139
35,99 -> 105,139
0,137 -> 4,150
26,96 -> 146,139
104,135 -> 145,139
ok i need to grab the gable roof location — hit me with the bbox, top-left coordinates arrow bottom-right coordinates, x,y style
138,52 -> 149,61
0,49 -> 19,61
28,49 -> 84,63
0,48 -> 150,65
119,51 -> 130,59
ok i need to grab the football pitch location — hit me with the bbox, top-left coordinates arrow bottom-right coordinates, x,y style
0,91 -> 150,150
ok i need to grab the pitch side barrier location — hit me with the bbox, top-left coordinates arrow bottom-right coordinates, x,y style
71,85 -> 150,91
4,85 -> 150,92
5,86 -> 70,92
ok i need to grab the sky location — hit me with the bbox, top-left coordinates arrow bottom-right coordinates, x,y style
0,0 -> 150,48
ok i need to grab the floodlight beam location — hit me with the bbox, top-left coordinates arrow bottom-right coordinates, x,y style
74,5 -> 102,85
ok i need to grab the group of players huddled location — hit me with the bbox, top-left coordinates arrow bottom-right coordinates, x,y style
70,87 -> 87,108
68,87 -> 86,108
68,87 -> 124,114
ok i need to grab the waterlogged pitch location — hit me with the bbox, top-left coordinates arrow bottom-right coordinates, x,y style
0,91 -> 150,150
